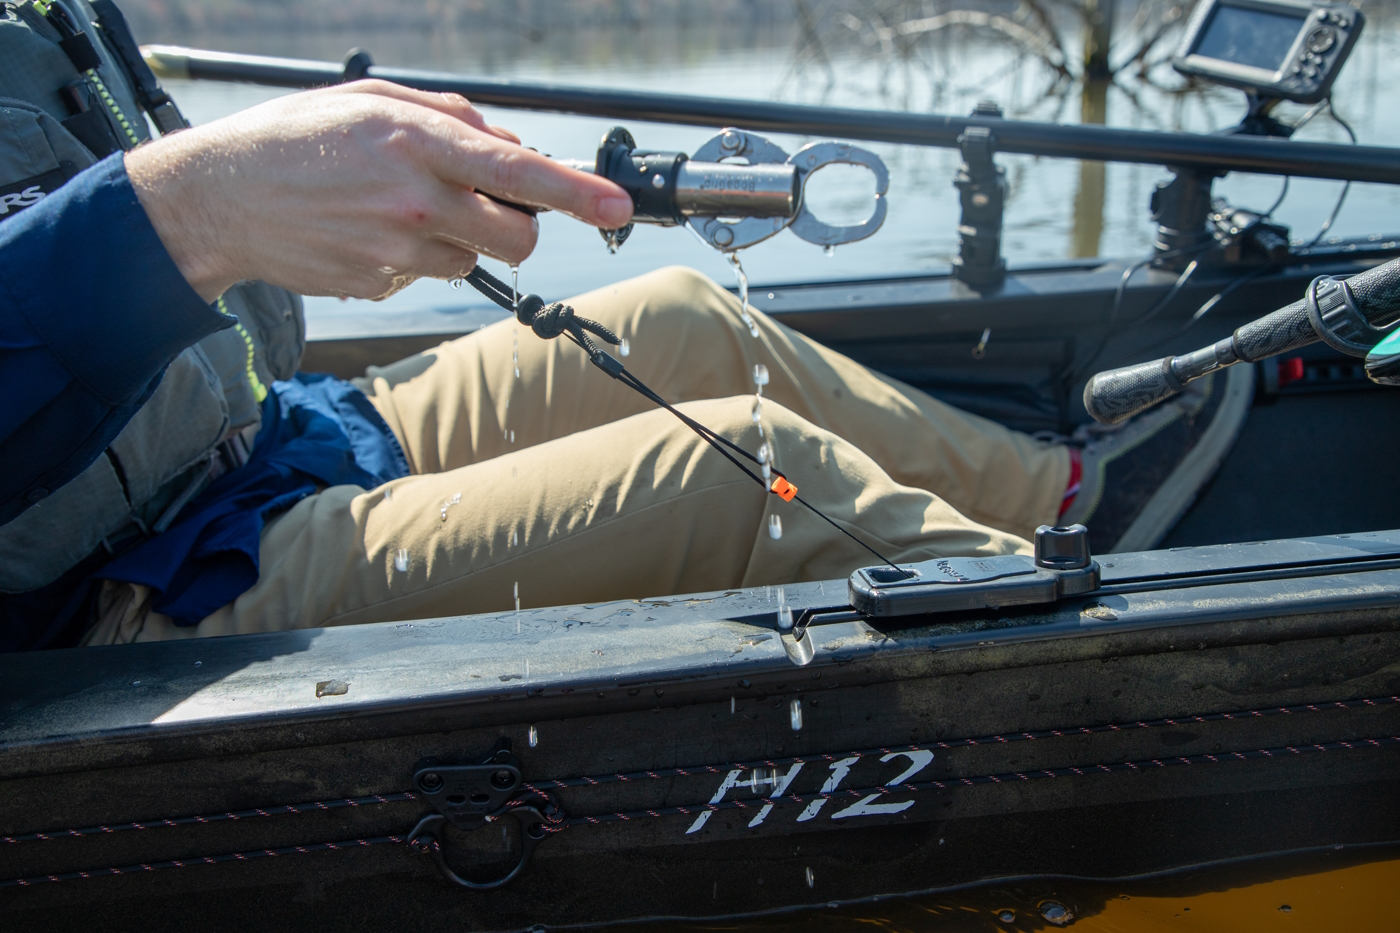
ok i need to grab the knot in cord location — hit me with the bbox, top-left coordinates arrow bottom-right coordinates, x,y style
529,301 -> 573,340
515,292 -> 620,351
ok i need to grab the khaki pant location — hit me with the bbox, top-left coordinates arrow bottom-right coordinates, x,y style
88,267 -> 1067,644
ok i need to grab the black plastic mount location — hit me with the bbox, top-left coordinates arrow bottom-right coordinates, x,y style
951,110 -> 1007,289
848,524 -> 1100,618
1150,167 -> 1219,268
413,739 -> 522,829
594,125 -> 687,249
408,739 -> 554,891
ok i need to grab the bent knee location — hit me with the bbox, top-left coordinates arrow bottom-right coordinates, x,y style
678,397 -> 816,445
633,266 -> 740,325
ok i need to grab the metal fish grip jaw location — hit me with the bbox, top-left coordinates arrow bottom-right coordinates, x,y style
594,125 -> 890,253
407,741 -> 561,890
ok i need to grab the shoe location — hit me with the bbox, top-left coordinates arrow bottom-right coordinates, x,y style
1059,363 -> 1254,554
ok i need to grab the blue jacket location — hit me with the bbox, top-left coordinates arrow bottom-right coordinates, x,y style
0,154 -> 229,527
0,154 -> 409,650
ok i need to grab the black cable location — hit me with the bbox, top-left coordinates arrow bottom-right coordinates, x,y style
1063,243 -> 1209,388
1304,101 -> 1357,248
463,267 -> 912,578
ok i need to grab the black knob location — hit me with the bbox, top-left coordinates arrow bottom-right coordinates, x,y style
1035,524 -> 1091,570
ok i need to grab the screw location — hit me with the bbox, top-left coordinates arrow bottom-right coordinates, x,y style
420,772 -> 444,792
491,769 -> 516,789
721,131 -> 740,150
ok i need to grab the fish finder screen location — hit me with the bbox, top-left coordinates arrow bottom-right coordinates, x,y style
1193,3 -> 1308,71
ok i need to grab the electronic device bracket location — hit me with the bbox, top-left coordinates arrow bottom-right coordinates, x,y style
1147,0 -> 1365,269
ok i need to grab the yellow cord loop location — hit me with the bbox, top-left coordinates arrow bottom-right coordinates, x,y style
84,69 -> 140,148
217,297 -> 269,403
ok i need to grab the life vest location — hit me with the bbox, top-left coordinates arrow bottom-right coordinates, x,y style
0,0 -> 306,593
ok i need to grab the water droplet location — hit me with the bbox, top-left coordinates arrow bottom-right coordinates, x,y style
510,430 -> 515,443
824,244 -> 836,257
997,909 -> 1016,924
193,660 -> 202,667
131,680 -> 141,686
751,397 -> 763,423
769,514 -> 783,540
778,605 -> 793,631
528,725 -> 538,747
731,696 -> 736,714
1039,902 -> 1073,926
727,252 -> 760,338
511,529 -> 518,547
805,866 -> 814,888
757,441 -> 772,464
450,277 -> 464,290
762,462 -> 772,483
768,292 -> 776,300
514,581 -> 520,613
383,487 -> 392,501
753,364 -> 769,388
619,337 -> 630,357
394,548 -> 410,572
510,264 -> 519,310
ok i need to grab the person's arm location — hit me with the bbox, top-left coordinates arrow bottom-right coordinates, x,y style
0,80 -> 631,526
0,154 -> 231,526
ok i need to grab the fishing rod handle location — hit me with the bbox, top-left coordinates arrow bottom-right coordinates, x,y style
1085,257 -> 1400,425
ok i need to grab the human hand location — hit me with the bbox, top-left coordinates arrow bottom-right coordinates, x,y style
125,81 -> 633,302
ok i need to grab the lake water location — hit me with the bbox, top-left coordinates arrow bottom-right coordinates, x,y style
141,5 -> 1400,333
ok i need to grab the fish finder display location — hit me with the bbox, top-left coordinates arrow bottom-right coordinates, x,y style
1192,4 -> 1308,71
1174,0 -> 1364,103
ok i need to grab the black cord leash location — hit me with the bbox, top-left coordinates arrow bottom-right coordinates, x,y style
464,266 -> 910,577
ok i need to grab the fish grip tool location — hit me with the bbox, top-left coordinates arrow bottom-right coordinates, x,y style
1084,255 -> 1400,425
462,265 -> 908,578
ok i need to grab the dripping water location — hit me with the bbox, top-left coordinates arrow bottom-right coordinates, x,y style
726,252 -> 761,338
